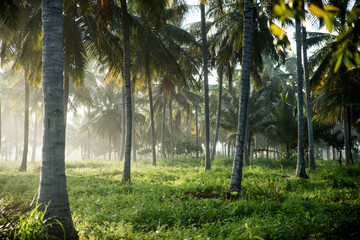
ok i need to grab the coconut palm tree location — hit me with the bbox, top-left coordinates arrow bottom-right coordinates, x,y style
36,0 -> 77,238
229,0 -> 254,194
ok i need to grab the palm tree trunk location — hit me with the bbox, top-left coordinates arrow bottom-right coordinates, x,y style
201,2 -> 211,171
302,26 -> 315,170
119,85 -> 126,161
14,115 -> 18,161
108,132 -> 111,160
31,112 -> 38,163
229,0 -> 254,193
121,0 -> 132,183
295,20 -> 308,179
19,71 -> 29,172
343,105 -> 350,165
131,92 -> 136,163
148,83 -> 156,166
211,67 -> 223,160
37,1 -> 77,238
161,93 -> 166,158
347,107 -> 354,164
195,104 -> 199,158
169,98 -> 174,158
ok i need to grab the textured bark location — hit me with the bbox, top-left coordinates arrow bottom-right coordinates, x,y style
148,83 -> 156,166
169,99 -> 174,158
229,0 -> 253,193
37,1 -> 77,238
119,85 -> 125,161
121,0 -> 132,183
195,104 -> 199,158
31,112 -> 38,163
211,67 -> 223,160
343,106 -> 350,166
201,2 -> 211,170
302,26 -> 315,170
295,20 -> 308,179
161,93 -> 166,158
19,72 -> 29,172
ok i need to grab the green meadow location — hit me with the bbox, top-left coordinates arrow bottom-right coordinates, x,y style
1,157 -> 360,239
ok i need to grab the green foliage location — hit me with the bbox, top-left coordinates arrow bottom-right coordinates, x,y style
1,158 -> 360,239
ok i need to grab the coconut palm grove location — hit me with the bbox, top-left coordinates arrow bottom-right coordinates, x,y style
0,0 -> 360,239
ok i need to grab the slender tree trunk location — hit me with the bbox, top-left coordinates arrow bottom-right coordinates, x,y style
108,133 -> 111,160
169,99 -> 174,158
119,85 -> 125,161
131,92 -> 136,163
343,105 -> 350,166
161,93 -> 166,158
266,141 -> 269,159
121,0 -> 132,183
31,112 -> 38,163
227,62 -> 233,93
195,104 -> 199,158
254,135 -> 257,159
302,26 -> 315,170
148,83 -> 156,166
347,107 -> 354,164
19,71 -> 29,172
295,20 -> 308,178
14,115 -> 18,161
37,1 -> 77,238
229,0 -> 253,193
211,67 -> 223,160
200,2 -> 211,170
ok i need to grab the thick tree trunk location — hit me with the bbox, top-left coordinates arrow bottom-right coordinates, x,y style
119,85 -> 125,161
302,26 -> 315,170
195,104 -> 199,158
169,99 -> 174,158
343,106 -> 350,166
201,2 -> 211,170
19,72 -> 29,172
229,0 -> 253,193
37,1 -> 77,238
295,20 -> 308,179
211,67 -> 223,160
121,0 -> 132,183
31,112 -> 38,163
148,83 -> 156,166
161,93 -> 166,158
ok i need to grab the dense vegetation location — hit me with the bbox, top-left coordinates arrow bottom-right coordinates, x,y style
1,157 -> 360,239
1,0 -> 360,238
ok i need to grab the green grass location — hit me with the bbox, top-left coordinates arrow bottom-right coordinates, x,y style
1,157 -> 360,239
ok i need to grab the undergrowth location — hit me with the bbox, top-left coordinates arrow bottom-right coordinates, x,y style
0,157 -> 359,239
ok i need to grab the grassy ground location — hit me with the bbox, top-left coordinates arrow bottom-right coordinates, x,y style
1,157 -> 360,239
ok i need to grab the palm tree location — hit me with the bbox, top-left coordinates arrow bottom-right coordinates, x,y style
200,0 -> 211,170
36,0 -> 77,238
302,25 -> 316,170
295,19 -> 308,178
18,69 -> 29,171
229,0 -> 254,194
120,0 -> 132,183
